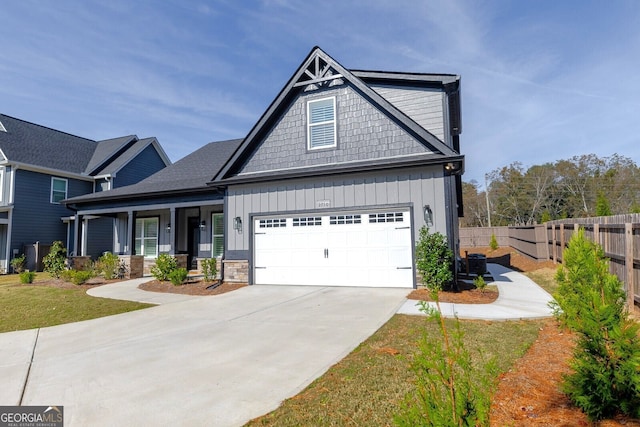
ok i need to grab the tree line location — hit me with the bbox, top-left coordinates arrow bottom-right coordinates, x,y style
461,153 -> 640,227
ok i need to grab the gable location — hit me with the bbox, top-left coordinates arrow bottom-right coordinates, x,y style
237,83 -> 433,176
213,47 -> 461,184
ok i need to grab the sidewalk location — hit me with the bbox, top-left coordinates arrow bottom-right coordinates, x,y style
86,277 -> 204,304
397,263 -> 555,320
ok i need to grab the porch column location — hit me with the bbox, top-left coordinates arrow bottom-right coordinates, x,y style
169,207 -> 176,255
73,214 -> 81,257
126,211 -> 134,255
81,217 -> 89,256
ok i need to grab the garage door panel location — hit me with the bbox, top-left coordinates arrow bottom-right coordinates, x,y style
254,211 -> 413,288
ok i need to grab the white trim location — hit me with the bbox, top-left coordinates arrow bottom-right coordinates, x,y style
75,199 -> 224,217
50,177 -> 68,204
0,161 -> 94,181
211,213 -> 224,258
0,121 -> 6,132
135,217 -> 159,258
307,96 -> 337,150
0,168 -> 4,203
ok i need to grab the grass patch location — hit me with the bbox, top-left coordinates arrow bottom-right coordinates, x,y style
525,267 -> 559,295
0,280 -> 153,333
247,315 -> 543,426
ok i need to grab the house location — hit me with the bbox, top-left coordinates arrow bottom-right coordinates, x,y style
0,114 -> 171,271
64,47 -> 464,288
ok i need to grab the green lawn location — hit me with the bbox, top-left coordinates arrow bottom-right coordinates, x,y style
0,274 -> 153,333
247,316 -> 544,426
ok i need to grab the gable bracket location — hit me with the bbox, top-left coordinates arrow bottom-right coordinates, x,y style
293,73 -> 344,87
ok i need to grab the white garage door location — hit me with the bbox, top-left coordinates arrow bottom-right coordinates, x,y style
253,210 -> 413,288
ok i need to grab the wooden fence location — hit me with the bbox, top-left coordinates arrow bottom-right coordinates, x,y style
461,214 -> 640,310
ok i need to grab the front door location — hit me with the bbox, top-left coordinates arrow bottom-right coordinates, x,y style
187,217 -> 200,270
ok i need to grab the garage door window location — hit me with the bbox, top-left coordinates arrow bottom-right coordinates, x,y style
369,212 -> 404,223
329,214 -> 361,225
259,218 -> 287,228
293,217 -> 322,227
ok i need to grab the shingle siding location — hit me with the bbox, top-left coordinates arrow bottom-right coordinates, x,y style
238,84 -> 432,175
12,169 -> 92,253
113,145 -> 167,188
369,84 -> 446,141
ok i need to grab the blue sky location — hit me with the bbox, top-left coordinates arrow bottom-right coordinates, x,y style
1,0 -> 639,186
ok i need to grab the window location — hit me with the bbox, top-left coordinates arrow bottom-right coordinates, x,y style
369,212 -> 404,223
51,177 -> 68,204
307,97 -> 336,149
259,218 -> 287,228
212,213 -> 224,258
330,214 -> 361,225
135,217 -> 158,258
0,168 -> 4,203
293,217 -> 322,227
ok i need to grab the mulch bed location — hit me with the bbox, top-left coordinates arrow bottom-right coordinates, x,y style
138,279 -> 247,295
407,280 -> 499,304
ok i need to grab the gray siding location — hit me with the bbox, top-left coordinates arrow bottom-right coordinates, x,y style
370,84 -> 446,142
226,165 -> 447,254
113,145 -> 167,188
239,84 -> 432,175
12,169 -> 92,254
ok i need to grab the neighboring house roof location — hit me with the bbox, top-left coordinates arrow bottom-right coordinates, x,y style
0,114 -> 97,174
65,138 -> 243,204
212,46 -> 462,183
0,114 -> 169,178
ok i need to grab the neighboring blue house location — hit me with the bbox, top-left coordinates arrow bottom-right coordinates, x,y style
65,47 -> 464,288
0,114 -> 171,271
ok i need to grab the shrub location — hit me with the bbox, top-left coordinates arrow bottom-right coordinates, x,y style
11,254 -> 26,273
97,252 -> 120,280
552,228 -> 640,420
19,271 -> 35,284
415,226 -> 453,294
61,269 -> 95,285
489,233 -> 499,250
150,253 -> 177,281
397,227 -> 495,426
169,268 -> 188,286
201,258 -> 218,282
474,275 -> 487,293
43,241 -> 67,278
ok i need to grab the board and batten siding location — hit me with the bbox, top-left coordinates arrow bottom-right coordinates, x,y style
238,84 -> 433,175
226,165 -> 446,256
369,84 -> 446,142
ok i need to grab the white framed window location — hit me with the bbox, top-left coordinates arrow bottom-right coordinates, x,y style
307,96 -> 336,149
212,213 -> 224,258
50,177 -> 68,204
0,168 -> 4,203
135,217 -> 158,258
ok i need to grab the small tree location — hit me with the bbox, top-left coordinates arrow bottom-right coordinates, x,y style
552,229 -> 640,420
43,241 -> 67,278
489,233 -> 499,251
396,227 -> 495,426
10,254 -> 26,273
201,258 -> 218,282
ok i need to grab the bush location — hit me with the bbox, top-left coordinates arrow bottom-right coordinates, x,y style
489,233 -> 499,250
43,241 -> 67,278
11,254 -> 26,274
150,253 -> 177,281
97,252 -> 121,280
552,228 -> 640,420
61,269 -> 95,286
474,275 -> 487,293
169,268 -> 188,286
415,226 -> 453,294
201,258 -> 218,282
19,271 -> 35,284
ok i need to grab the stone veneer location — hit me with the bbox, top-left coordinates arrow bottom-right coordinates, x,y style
222,260 -> 248,283
118,255 -> 144,279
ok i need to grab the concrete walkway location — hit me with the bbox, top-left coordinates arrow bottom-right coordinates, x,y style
86,277 -> 203,304
397,263 -> 555,320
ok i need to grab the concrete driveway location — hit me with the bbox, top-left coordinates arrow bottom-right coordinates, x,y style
0,285 -> 407,426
